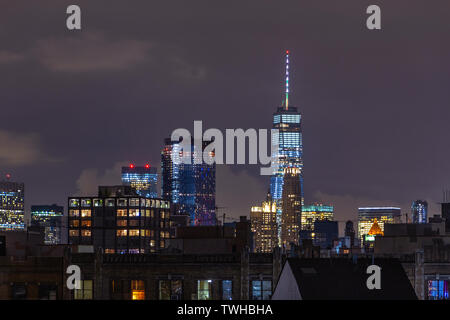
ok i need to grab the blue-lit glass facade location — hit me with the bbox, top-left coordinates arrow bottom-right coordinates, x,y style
161,138 -> 216,226
0,181 -> 25,230
270,106 -> 304,241
411,200 -> 428,224
31,204 -> 64,244
427,279 -> 449,300
121,166 -> 158,199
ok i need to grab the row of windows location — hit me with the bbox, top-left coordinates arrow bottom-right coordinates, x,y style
76,279 -> 270,300
69,198 -> 170,209
69,209 -> 169,219
68,229 -> 170,238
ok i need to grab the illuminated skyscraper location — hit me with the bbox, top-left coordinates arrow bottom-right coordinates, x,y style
270,51 -> 304,240
0,176 -> 25,230
161,138 -> 216,226
250,192 -> 278,253
301,204 -> 334,232
31,204 -> 64,244
280,168 -> 302,249
411,200 -> 428,224
358,207 -> 401,245
121,164 -> 158,198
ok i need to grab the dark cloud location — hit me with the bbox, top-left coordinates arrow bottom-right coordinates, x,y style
0,130 -> 60,166
34,32 -> 152,73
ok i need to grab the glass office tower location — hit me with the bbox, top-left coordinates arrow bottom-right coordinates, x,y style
161,138 -> 216,226
269,51 -> 304,243
31,204 -> 64,244
411,200 -> 428,224
121,164 -> 158,198
0,179 -> 25,230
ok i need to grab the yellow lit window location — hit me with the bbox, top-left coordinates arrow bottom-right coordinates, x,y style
81,210 -> 91,217
131,280 -> 145,300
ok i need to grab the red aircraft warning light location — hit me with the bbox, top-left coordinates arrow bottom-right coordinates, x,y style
129,163 -> 135,169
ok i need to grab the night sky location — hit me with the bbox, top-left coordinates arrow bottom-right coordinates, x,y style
1,1 -> 450,231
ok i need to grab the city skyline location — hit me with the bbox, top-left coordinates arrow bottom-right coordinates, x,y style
1,1 -> 450,230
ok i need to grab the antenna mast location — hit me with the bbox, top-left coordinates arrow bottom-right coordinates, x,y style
285,50 -> 289,110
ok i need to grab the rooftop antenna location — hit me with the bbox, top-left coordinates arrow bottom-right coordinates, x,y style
285,50 -> 289,110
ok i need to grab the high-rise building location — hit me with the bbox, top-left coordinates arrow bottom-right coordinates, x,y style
299,204 -> 334,245
358,207 -> 401,245
441,191 -> 450,232
31,204 -> 64,244
280,168 -> 302,250
411,200 -> 428,224
68,186 -> 171,254
121,164 -> 158,198
250,192 -> 278,253
0,176 -> 25,231
301,204 -> 334,232
161,138 -> 216,226
269,51 -> 304,240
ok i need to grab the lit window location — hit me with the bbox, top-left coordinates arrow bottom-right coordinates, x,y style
81,220 -> 91,227
69,199 -> 79,207
69,210 -> 79,217
251,280 -> 271,300
74,280 -> 93,300
117,209 -> 127,217
197,280 -> 212,300
81,199 -> 91,207
117,230 -> 127,237
129,229 -> 140,236
428,280 -> 449,300
81,230 -> 91,237
117,220 -> 127,226
81,210 -> 91,217
222,280 -> 232,300
131,280 -> 145,300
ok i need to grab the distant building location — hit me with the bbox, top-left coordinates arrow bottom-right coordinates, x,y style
280,168 -> 302,250
301,204 -> 334,232
442,202 -> 450,233
31,204 -> 64,244
251,193 -> 278,253
0,178 -> 25,231
411,200 -> 428,224
68,186 -> 171,254
121,164 -> 158,198
313,220 -> 338,249
299,204 -> 334,245
344,220 -> 356,247
358,207 -> 401,245
161,138 -> 216,226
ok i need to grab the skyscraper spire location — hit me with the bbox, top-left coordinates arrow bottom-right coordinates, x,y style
285,50 -> 289,110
